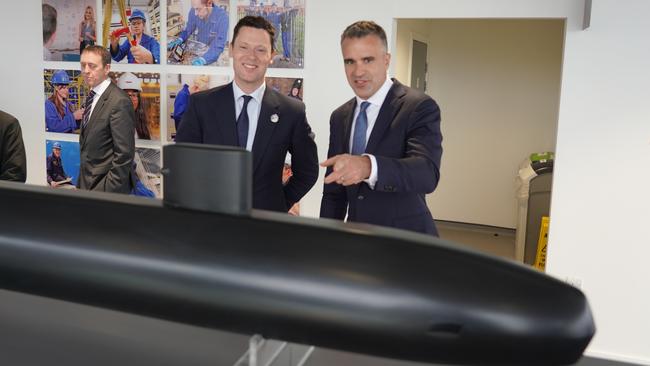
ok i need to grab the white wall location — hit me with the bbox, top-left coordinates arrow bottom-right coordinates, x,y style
547,0 -> 650,363
395,19 -> 563,228
1,0 -> 649,364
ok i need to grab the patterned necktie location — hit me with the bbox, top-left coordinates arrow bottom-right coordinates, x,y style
351,101 -> 370,155
237,95 -> 253,148
82,90 -> 96,128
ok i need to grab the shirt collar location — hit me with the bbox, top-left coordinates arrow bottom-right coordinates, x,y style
233,80 -> 266,104
92,78 -> 112,97
355,77 -> 393,109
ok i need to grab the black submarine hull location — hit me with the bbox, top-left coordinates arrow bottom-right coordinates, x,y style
0,182 -> 594,365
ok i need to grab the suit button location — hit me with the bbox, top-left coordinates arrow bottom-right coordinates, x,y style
357,195 -> 364,200
384,185 -> 394,192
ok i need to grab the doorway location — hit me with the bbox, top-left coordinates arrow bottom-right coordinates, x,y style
395,19 -> 565,262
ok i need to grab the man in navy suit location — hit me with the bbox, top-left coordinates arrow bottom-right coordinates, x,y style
320,21 -> 443,235
176,16 -> 318,213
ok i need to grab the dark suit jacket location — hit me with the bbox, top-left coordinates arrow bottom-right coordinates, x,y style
320,79 -> 443,236
0,110 -> 26,182
78,82 -> 135,193
176,82 -> 318,212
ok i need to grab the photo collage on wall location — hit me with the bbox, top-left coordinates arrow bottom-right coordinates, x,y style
42,0 -> 306,199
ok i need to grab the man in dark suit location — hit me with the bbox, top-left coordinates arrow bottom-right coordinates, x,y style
320,21 -> 443,236
0,110 -> 26,182
77,45 -> 135,193
177,16 -> 318,213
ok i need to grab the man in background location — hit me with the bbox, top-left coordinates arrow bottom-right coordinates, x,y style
42,3 -> 57,60
47,142 -> 75,189
77,45 -> 135,193
320,21 -> 443,235
173,75 -> 210,133
0,110 -> 27,182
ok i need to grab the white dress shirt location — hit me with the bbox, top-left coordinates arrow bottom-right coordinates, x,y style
233,81 -> 266,151
349,77 -> 393,189
87,78 -> 112,122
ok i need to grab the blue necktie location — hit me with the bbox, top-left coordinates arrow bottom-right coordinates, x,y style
81,90 -> 96,128
237,95 -> 253,148
351,101 -> 370,155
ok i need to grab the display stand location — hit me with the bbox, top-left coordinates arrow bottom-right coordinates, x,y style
233,335 -> 315,366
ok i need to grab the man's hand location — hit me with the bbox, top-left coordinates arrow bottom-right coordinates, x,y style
167,37 -> 183,51
321,154 -> 371,186
288,202 -> 300,216
192,57 -> 207,66
131,45 -> 154,64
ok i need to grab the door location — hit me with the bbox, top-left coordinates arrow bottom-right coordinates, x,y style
410,39 -> 428,93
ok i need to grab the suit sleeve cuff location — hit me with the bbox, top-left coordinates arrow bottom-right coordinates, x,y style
363,154 -> 378,190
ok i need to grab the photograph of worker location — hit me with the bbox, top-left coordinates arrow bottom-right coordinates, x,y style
266,77 -> 303,101
236,0 -> 305,68
43,69 -> 88,134
45,140 -> 80,188
108,71 -> 161,141
167,0 -> 230,66
166,73 -> 229,140
133,147 -> 162,198
42,0 -> 97,61
103,0 -> 161,64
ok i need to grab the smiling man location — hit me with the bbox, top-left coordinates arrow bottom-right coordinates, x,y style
320,21 -> 443,236
176,16 -> 318,213
77,45 -> 135,193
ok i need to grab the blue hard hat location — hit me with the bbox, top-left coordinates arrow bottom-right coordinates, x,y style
52,142 -> 62,150
129,9 -> 146,22
51,70 -> 70,85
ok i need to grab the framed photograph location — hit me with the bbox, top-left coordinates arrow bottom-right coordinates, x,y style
236,0 -> 305,68
266,77 -> 303,101
45,140 -> 80,188
44,69 -> 89,134
103,0 -> 162,64
42,0 -> 97,61
166,73 -> 230,140
134,147 -> 162,198
167,0 -> 230,66
108,72 -> 161,141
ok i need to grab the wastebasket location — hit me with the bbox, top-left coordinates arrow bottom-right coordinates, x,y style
515,152 -> 554,264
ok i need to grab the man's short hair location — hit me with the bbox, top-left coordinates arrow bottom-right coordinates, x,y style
341,21 -> 388,51
81,45 -> 112,66
42,4 -> 57,45
232,15 -> 276,52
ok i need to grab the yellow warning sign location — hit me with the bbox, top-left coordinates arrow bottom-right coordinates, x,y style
534,216 -> 550,271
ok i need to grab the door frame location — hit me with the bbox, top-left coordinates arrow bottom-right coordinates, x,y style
407,32 -> 431,90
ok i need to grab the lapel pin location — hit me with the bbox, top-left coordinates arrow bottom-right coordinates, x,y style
270,114 -> 279,123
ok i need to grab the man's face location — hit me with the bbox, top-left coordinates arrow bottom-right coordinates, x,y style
53,148 -> 61,157
130,19 -> 145,36
231,26 -> 274,92
80,51 -> 110,88
341,35 -> 390,100
192,0 -> 211,20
